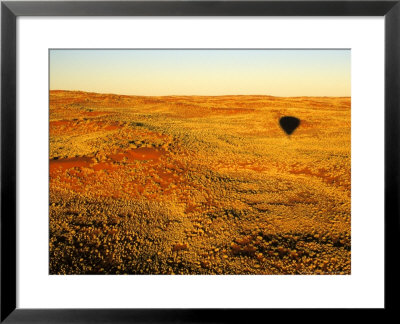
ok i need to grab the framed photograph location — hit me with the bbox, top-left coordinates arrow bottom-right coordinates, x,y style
1,0 -> 399,321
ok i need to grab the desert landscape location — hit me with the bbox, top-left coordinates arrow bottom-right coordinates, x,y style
49,90 -> 351,275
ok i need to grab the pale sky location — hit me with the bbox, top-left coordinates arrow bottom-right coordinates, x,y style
50,49 -> 350,97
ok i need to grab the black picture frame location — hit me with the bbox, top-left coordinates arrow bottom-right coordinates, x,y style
1,0 -> 399,322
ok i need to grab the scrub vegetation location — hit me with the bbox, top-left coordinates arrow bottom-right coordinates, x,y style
49,90 -> 351,275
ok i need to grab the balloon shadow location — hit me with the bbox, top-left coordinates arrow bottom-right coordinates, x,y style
279,116 -> 300,136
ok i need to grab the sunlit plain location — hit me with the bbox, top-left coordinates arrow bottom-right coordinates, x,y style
49,90 -> 351,275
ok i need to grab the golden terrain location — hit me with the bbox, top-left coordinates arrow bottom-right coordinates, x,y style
49,90 -> 351,275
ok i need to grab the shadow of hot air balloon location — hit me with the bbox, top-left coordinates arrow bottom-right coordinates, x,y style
279,116 -> 300,136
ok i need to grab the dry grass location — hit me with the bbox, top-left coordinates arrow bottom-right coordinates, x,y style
49,90 -> 351,275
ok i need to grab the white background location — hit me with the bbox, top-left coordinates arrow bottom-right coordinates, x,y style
17,17 -> 384,308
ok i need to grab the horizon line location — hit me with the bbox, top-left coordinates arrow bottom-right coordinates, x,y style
49,89 -> 351,99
